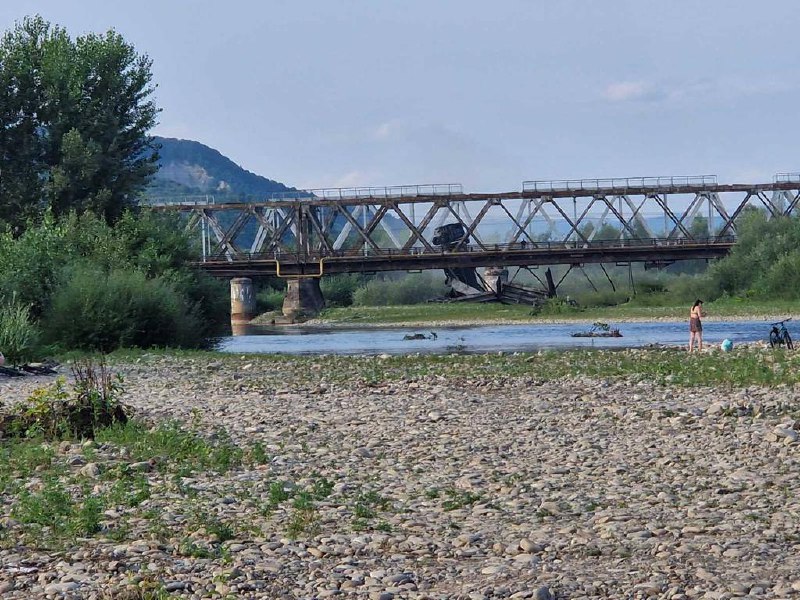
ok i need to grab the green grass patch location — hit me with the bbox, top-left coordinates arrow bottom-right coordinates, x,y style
319,298 -> 800,325
0,414 -> 263,550
442,489 -> 482,511
94,420 -> 244,474
211,347 -> 799,388
82,345 -> 800,390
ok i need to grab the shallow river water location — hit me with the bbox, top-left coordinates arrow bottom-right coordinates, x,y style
218,319 -> 778,356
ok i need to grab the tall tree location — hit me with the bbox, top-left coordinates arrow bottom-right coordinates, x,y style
0,16 -> 159,229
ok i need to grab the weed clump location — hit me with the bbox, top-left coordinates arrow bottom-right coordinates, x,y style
0,294 -> 39,366
0,360 -> 129,439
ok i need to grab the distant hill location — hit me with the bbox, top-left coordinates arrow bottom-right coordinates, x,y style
145,136 -> 295,201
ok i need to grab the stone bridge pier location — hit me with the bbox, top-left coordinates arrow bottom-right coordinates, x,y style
230,277 -> 256,334
230,277 -> 325,329
282,278 -> 325,320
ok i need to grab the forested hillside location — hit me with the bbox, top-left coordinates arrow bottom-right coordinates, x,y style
147,136 -> 295,200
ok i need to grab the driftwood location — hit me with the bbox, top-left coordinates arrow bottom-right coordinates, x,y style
0,362 -> 59,377
570,330 -> 623,338
402,332 -> 438,341
0,365 -> 26,377
570,322 -> 623,338
20,362 -> 58,375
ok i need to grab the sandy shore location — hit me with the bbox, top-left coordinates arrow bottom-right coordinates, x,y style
2,354 -> 800,598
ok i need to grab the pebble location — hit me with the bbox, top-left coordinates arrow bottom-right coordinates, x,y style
2,354 -> 800,598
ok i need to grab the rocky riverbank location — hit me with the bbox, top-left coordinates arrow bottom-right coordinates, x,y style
1,353 -> 800,599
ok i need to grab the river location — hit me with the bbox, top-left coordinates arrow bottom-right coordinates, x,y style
218,319 -> 777,355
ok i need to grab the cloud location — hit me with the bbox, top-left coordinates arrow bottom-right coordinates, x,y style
602,76 -> 800,106
602,81 -> 653,102
372,119 -> 404,141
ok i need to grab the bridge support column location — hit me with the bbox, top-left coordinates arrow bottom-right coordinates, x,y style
230,278 -> 256,333
283,278 -> 325,320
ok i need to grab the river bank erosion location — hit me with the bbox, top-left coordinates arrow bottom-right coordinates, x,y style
2,350 -> 800,599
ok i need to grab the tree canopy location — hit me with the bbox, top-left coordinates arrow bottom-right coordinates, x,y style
0,15 -> 159,229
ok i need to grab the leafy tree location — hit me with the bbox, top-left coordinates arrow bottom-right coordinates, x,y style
580,222 -> 621,241
706,212 -> 800,299
688,216 -> 709,239
0,16 -> 159,229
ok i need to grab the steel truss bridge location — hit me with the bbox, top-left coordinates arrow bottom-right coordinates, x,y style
149,174 -> 800,279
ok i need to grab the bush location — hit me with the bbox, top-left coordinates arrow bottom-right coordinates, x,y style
171,270 -> 230,333
0,212 -> 68,317
0,361 -> 129,439
0,210 -> 227,349
572,289 -> 629,308
704,212 -> 800,299
0,295 -> 40,365
43,266 -> 207,351
352,273 -> 447,306
667,274 -> 718,304
256,289 -> 285,313
321,274 -> 363,307
756,253 -> 800,299
529,298 -> 583,316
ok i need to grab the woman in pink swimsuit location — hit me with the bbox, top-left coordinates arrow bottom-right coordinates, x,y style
689,299 -> 704,352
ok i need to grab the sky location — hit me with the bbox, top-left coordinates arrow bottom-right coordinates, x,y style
2,1 -> 799,192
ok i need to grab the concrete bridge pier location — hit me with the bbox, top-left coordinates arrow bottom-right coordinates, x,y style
282,278 -> 325,320
230,277 -> 256,334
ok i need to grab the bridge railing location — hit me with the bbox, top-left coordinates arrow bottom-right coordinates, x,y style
203,235 -> 735,262
145,185 -> 464,205
143,195 -> 219,206
774,172 -> 800,184
522,175 -> 718,193
300,183 -> 463,201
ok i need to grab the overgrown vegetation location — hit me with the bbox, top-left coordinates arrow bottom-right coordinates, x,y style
352,272 -> 447,306
0,362 -> 277,550
0,361 -> 128,439
0,211 -> 227,355
0,294 -> 39,365
0,17 -> 227,355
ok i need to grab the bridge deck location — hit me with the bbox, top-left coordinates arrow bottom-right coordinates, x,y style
198,238 -> 734,277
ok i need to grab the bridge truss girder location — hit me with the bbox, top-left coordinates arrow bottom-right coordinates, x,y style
149,181 -> 800,275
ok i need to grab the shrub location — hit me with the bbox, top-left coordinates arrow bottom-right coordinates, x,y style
0,361 -> 129,439
704,212 -> 800,299
667,274 -> 718,304
756,253 -> 800,299
170,270 -> 230,333
352,273 -> 447,306
530,298 -> 583,316
321,274 -> 363,307
0,210 -> 227,349
0,295 -> 40,365
0,212 -> 68,317
43,265 -> 207,351
572,289 -> 629,308
256,289 -> 285,312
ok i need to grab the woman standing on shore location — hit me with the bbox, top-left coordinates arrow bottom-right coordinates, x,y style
689,299 -> 704,352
